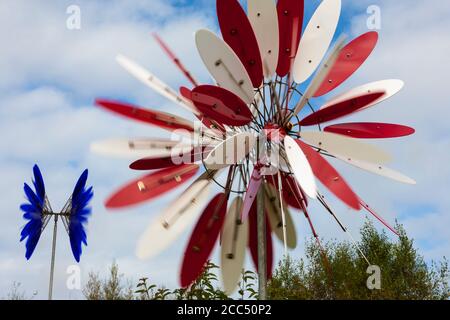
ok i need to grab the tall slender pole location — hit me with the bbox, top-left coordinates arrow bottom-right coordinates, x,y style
257,188 -> 267,300
255,136 -> 268,300
277,172 -> 288,255
48,215 -> 58,300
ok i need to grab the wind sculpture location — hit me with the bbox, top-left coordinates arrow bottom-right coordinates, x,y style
20,165 -> 93,299
93,0 -> 415,298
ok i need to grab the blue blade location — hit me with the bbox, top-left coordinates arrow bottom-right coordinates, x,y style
23,183 -> 42,209
69,169 -> 93,263
20,204 -> 35,213
33,165 -> 46,204
72,170 -> 88,200
20,216 -> 43,259
20,166 -> 45,260
25,231 -> 42,260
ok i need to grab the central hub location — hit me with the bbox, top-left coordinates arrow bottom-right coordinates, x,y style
263,123 -> 287,143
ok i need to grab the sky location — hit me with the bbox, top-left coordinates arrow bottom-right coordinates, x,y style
0,0 -> 449,299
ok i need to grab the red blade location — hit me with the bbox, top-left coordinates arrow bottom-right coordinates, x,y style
241,165 -> 263,221
248,200 -> 273,279
295,139 -> 361,210
180,193 -> 228,287
130,146 -> 213,171
276,0 -> 304,77
360,198 -> 399,236
180,86 -> 192,101
130,155 -> 189,171
180,86 -> 227,134
105,164 -> 199,209
324,122 -> 415,139
192,85 -> 253,127
314,32 -> 379,97
267,173 -> 308,210
299,92 -> 385,126
153,33 -> 199,87
217,0 -> 263,87
95,99 -> 194,132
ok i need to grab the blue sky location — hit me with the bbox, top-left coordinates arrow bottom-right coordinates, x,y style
0,0 -> 449,299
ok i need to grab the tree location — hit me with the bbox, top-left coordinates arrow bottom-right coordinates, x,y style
171,262 -> 229,300
83,261 -> 134,300
268,221 -> 449,300
82,222 -> 448,300
3,282 -> 37,300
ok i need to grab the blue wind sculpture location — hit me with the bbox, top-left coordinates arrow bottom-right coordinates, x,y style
20,165 -> 93,299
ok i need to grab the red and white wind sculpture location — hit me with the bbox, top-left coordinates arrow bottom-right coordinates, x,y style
92,0 -> 415,296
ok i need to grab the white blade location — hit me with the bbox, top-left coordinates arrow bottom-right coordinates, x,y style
335,155 -> 416,185
284,136 -> 317,199
204,132 -> 258,170
321,79 -> 404,110
195,29 -> 255,104
248,0 -> 279,78
300,131 -> 392,164
221,197 -> 249,295
136,172 -> 216,260
292,34 -> 347,117
264,183 -> 297,249
90,139 -> 193,159
116,54 -> 199,115
293,0 -> 342,84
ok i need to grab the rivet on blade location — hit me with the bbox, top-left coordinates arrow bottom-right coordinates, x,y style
138,181 -> 146,192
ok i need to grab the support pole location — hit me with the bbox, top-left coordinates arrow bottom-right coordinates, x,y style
48,215 -> 58,300
257,188 -> 267,300
278,172 -> 288,255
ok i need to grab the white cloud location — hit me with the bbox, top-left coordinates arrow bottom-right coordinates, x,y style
0,0 -> 216,299
0,0 -> 449,299
0,0 -> 212,102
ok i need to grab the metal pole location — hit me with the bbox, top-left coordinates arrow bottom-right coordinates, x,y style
257,188 -> 267,300
48,215 -> 58,300
278,172 -> 288,255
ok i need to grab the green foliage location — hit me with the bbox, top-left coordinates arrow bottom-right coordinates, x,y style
267,221 -> 449,300
136,277 -> 171,300
82,222 -> 448,300
238,269 -> 259,300
173,262 -> 229,300
83,261 -> 134,300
